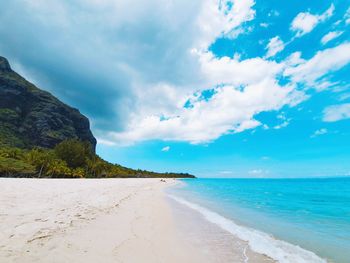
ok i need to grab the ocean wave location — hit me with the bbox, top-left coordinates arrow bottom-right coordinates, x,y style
168,194 -> 327,263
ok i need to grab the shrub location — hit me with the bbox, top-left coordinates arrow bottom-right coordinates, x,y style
0,156 -> 36,177
71,167 -> 86,178
54,139 -> 92,169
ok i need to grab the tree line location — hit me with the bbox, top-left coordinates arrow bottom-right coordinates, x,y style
0,139 -> 195,178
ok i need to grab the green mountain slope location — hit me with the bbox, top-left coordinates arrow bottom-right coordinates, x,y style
0,56 -> 194,179
0,56 -> 96,150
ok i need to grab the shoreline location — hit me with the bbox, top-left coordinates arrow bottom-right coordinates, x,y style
168,180 -> 332,263
166,193 -> 276,263
1,178 -> 275,262
167,194 -> 328,263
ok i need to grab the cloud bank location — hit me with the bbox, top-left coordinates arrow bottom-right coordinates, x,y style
1,0 -> 349,146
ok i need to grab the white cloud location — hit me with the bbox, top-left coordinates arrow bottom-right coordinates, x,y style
271,113 -> 291,130
291,13 -> 319,37
321,31 -> 343,45
109,76 -> 305,144
161,146 -> 170,152
248,169 -> 269,177
291,4 -> 335,37
273,121 -> 290,130
96,137 -> 116,146
323,103 -> 350,122
345,7 -> 350,25
284,52 -> 306,67
260,23 -> 269,28
284,42 -> 350,90
265,36 -> 285,58
89,0 -> 293,145
311,128 -> 328,138
196,0 -> 256,47
198,51 -> 283,87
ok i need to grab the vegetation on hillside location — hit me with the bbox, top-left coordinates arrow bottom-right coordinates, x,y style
0,56 -> 96,150
0,139 -> 195,179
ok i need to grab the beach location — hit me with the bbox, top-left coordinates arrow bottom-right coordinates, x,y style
0,178 -> 272,263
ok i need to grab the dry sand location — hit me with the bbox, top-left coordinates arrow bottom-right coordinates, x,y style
0,178 -> 273,263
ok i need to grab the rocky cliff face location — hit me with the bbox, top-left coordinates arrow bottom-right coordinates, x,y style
0,56 -> 97,150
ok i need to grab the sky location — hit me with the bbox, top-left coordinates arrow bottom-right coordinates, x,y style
1,0 -> 350,178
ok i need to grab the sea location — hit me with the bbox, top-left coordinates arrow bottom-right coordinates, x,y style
167,177 -> 350,263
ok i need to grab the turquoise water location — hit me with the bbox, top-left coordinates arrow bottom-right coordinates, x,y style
169,178 -> 350,263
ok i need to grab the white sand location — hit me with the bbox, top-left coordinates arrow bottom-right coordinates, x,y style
0,178 -> 272,263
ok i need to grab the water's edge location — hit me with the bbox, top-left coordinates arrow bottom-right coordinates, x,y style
168,194 -> 327,263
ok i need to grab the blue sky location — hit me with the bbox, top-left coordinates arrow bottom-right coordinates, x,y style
1,0 -> 350,177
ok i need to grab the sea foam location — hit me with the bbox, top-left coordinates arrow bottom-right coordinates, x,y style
168,194 -> 327,263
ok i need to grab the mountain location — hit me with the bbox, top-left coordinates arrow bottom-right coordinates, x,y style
0,56 -> 96,150
0,56 -> 195,178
